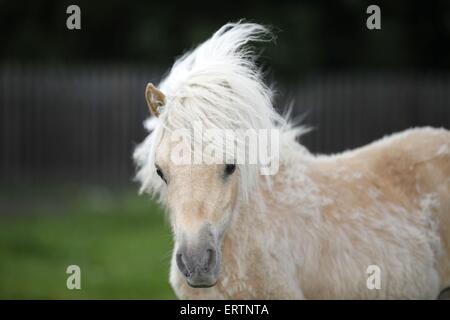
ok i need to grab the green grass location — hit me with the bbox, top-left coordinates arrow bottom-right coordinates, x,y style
0,186 -> 176,299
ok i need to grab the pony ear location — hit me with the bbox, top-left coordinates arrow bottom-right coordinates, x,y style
145,83 -> 166,117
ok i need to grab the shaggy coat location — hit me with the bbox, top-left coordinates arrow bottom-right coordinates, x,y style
134,22 -> 450,299
171,127 -> 450,299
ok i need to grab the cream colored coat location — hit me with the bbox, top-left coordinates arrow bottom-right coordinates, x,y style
133,22 -> 450,300
170,127 -> 450,299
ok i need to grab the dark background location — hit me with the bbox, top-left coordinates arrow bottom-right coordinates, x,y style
2,0 -> 450,75
0,0 -> 449,299
1,0 -> 450,185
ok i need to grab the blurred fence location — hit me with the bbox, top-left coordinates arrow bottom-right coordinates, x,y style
288,73 -> 450,155
1,65 -> 449,186
0,64 -> 160,186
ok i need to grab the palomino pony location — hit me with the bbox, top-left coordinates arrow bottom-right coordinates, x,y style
134,22 -> 450,299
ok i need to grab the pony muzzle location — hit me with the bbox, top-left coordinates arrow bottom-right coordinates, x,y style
175,229 -> 222,288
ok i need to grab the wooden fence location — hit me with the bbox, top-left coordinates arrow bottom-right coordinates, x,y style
1,65 -> 449,185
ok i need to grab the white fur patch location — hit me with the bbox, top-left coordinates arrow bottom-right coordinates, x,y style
436,144 -> 450,156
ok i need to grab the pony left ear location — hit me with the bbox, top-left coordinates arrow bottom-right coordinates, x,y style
145,83 -> 166,117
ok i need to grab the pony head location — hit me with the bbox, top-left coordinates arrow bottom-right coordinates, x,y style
134,22 -> 286,288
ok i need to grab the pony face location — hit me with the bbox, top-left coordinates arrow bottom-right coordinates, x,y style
133,22 -> 290,290
155,132 -> 240,287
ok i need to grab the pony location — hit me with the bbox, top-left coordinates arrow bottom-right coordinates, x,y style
134,22 -> 450,299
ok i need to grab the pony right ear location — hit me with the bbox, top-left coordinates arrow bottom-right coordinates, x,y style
145,83 -> 166,117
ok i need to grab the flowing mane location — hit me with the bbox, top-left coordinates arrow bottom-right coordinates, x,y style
134,22 -> 307,200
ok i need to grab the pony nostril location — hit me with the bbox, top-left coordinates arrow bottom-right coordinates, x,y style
176,252 -> 191,278
204,248 -> 216,272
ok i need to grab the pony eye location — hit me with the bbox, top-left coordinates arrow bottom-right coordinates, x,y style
155,165 -> 167,183
224,164 -> 236,176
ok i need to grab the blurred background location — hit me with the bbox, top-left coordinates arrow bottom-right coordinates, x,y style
1,0 -> 450,298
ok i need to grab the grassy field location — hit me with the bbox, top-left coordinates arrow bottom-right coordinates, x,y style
0,185 -> 176,299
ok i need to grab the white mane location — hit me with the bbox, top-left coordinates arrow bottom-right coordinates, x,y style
134,22 -> 307,201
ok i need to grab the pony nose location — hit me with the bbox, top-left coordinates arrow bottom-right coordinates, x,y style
176,247 -> 218,287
